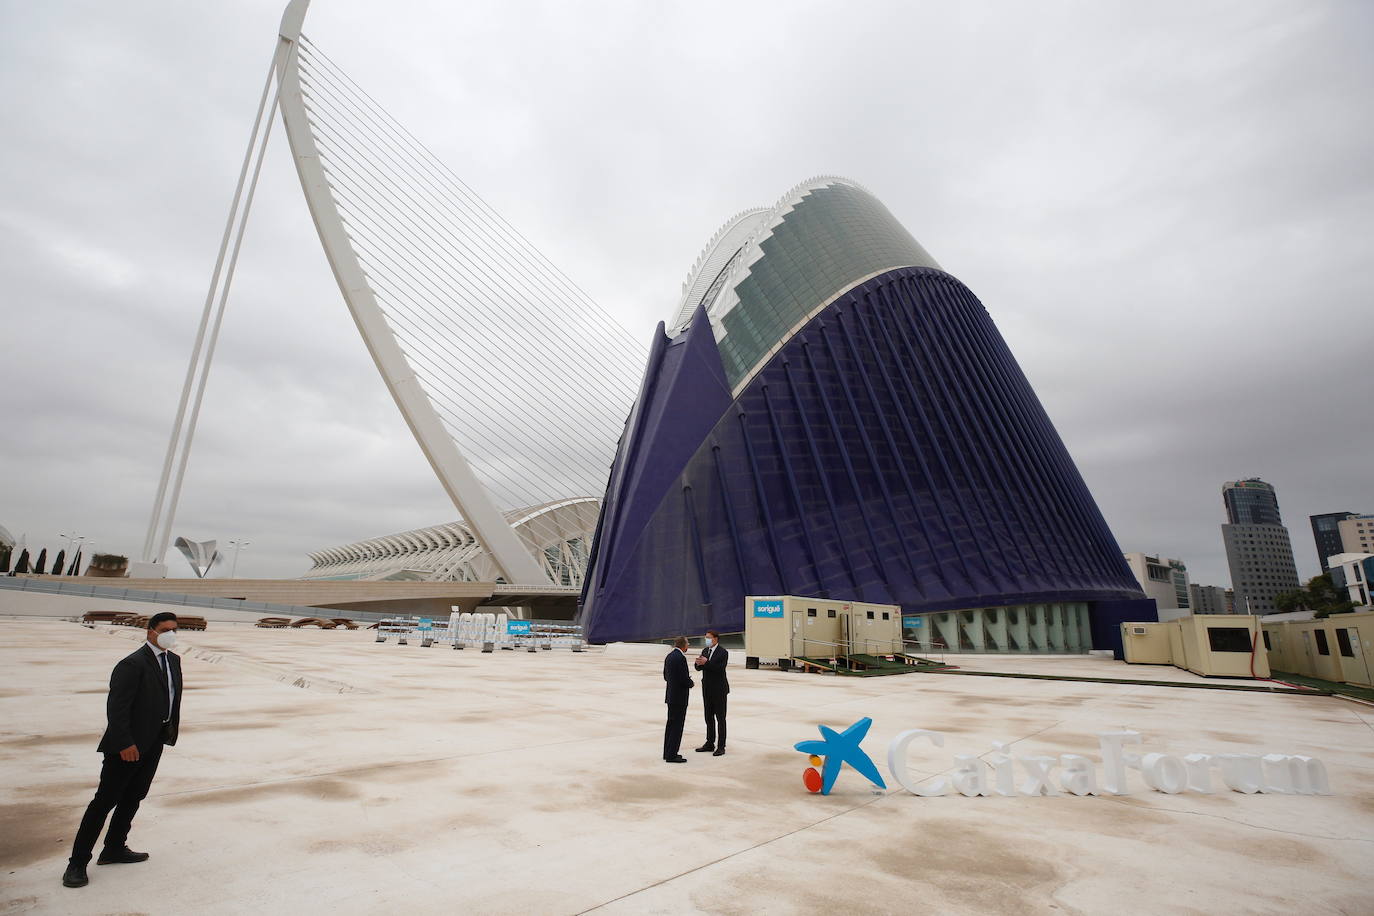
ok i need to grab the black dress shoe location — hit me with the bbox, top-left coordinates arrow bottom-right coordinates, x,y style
97,847 -> 149,865
695,744 -> 715,753
665,755 -> 687,763
62,864 -> 88,888
713,748 -> 726,756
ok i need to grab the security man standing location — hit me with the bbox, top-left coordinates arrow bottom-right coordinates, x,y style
64,612 -> 183,889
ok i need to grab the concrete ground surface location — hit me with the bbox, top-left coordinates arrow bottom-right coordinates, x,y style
2,617 -> 1372,915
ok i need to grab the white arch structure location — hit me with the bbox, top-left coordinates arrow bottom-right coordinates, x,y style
142,0 -> 645,584
303,497 -> 599,586
273,0 -> 543,583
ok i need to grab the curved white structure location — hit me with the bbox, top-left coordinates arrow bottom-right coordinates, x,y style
274,0 -> 547,585
303,497 -> 600,585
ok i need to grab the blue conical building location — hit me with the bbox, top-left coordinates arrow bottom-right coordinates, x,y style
579,177 -> 1152,652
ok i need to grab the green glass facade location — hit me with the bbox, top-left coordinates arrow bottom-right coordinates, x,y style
714,182 -> 940,387
904,603 -> 1094,653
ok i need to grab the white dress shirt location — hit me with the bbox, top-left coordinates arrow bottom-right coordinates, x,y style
148,641 -> 176,722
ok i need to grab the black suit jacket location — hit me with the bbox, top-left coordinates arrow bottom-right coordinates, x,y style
663,649 -> 693,706
698,644 -> 730,697
97,644 -> 182,754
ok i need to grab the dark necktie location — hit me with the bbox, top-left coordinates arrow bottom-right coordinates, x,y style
159,652 -> 171,721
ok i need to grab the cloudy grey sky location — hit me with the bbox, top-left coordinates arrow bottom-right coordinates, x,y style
1,0 -> 1370,586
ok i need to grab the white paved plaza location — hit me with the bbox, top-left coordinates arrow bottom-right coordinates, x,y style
1,616 -> 1372,914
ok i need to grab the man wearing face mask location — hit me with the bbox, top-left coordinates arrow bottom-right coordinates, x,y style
694,630 -> 729,756
63,612 -> 183,889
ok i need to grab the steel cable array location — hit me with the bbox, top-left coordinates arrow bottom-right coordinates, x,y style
293,36 -> 646,528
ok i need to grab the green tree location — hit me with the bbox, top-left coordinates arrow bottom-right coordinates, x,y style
1274,573 -> 1357,618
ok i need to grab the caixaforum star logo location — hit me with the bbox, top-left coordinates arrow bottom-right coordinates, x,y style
794,717 -> 887,795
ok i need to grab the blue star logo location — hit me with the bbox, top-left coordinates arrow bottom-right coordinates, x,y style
794,717 -> 887,795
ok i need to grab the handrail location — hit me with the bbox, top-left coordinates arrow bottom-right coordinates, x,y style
900,637 -> 946,665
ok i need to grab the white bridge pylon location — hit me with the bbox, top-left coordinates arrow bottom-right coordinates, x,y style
143,0 -> 645,584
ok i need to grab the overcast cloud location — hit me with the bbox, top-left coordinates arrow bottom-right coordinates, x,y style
1,0 -> 1370,587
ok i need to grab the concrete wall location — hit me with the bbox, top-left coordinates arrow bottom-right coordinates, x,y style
0,589 -> 269,623
16,575 -> 497,611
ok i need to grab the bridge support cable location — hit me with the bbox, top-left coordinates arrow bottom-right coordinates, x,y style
271,0 -> 646,582
147,0 -> 646,584
290,40 -> 646,512
142,42 -> 290,565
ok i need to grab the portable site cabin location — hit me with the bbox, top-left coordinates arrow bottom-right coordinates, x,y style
743,595 -> 902,667
1121,614 -> 1269,678
1262,611 -> 1374,687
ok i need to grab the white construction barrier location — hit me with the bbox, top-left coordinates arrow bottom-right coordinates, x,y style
377,612 -> 586,654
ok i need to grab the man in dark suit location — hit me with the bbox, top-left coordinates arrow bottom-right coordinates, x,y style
64,611 -> 183,889
694,630 -> 730,756
662,635 -> 693,763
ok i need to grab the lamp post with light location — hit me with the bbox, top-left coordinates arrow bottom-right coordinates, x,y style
227,539 -> 251,578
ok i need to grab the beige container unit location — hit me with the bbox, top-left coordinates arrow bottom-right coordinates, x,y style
1167,621 -> 1189,671
1332,612 -> 1374,686
1120,622 -> 1172,665
743,595 -> 902,669
848,601 -> 903,656
1267,611 -> 1374,686
1260,623 -> 1293,673
1277,620 -> 1345,682
1173,615 -> 1269,678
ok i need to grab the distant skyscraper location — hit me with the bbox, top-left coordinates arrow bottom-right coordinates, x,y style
1221,478 -> 1300,615
1310,512 -> 1355,572
1188,583 -> 1232,615
1224,479 -> 1283,525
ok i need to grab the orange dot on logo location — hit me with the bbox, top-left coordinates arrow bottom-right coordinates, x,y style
803,767 -> 823,793
808,755 -> 822,767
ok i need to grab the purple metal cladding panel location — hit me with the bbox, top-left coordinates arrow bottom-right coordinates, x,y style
578,267 -> 1145,645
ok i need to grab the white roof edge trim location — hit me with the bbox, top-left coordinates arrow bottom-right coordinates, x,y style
667,176 -> 885,335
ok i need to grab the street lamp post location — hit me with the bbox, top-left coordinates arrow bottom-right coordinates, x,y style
227,539 -> 251,578
58,533 -> 87,575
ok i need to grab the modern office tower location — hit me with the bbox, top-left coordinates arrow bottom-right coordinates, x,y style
1337,514 -> 1374,556
1224,478 -> 1285,525
579,176 -> 1151,649
1221,478 -> 1300,615
1310,512 -> 1356,572
1188,583 -> 1232,615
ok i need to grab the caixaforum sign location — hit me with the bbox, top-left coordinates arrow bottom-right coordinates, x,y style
795,718 -> 1331,798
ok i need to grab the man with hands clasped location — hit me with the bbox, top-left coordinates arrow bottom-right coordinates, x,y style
64,612 -> 184,889
694,630 -> 729,756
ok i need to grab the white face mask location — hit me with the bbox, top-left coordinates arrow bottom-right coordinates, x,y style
156,630 -> 179,651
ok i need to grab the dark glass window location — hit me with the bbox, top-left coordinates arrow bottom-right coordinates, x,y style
827,609 -> 836,618
867,611 -> 875,620
882,612 -> 890,620
1207,627 -> 1254,653
1315,630 -> 1330,655
808,608 -> 817,617
1262,631 -> 1271,650
1336,629 -> 1354,658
